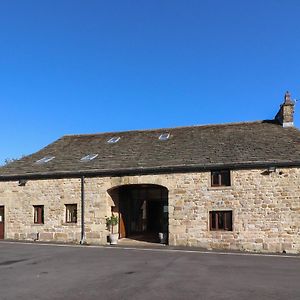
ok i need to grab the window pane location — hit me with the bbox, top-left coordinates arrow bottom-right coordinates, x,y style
34,206 -> 44,224
66,204 -> 77,223
211,172 -> 220,186
221,171 -> 230,186
217,212 -> 224,229
210,211 -> 216,230
0,207 -> 4,223
225,211 -> 232,231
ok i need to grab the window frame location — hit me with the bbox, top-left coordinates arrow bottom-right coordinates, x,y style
158,133 -> 170,141
65,204 -> 77,223
211,170 -> 231,187
35,156 -> 55,165
80,153 -> 98,162
33,205 -> 44,224
209,210 -> 233,231
107,137 -> 120,144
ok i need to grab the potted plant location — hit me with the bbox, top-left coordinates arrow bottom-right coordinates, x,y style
158,232 -> 167,244
106,214 -> 119,245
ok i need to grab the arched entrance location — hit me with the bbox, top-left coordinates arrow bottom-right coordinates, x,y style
108,184 -> 168,244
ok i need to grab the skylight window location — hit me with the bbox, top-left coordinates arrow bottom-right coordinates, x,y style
80,154 -> 98,162
159,133 -> 170,141
35,156 -> 55,165
107,137 -> 120,144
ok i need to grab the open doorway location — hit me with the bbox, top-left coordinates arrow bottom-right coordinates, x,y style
108,184 -> 168,244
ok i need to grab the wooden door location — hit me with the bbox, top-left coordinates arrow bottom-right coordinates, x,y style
119,212 -> 126,238
119,190 -> 129,238
0,206 -> 4,239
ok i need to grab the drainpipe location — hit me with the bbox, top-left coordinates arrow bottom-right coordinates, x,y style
80,176 -> 86,244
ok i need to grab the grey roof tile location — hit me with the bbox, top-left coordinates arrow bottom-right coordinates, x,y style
1,120 -> 300,179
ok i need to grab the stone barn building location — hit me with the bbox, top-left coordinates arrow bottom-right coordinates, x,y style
0,92 -> 299,253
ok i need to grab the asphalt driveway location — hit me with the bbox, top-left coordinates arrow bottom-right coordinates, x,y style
0,242 -> 299,300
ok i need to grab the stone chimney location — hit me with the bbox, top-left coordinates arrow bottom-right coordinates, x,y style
275,91 -> 295,127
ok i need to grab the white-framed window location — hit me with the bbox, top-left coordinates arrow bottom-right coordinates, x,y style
80,154 -> 98,162
35,156 -> 55,165
107,137 -> 120,144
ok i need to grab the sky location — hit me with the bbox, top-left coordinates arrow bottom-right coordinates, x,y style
0,0 -> 300,164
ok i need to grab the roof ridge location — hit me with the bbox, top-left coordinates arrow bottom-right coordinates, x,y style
63,120 -> 273,138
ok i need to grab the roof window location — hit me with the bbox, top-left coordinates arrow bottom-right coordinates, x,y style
35,156 -> 55,165
159,133 -> 170,141
80,154 -> 98,162
107,137 -> 120,144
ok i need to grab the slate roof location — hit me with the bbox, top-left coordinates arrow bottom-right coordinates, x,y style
1,120 -> 300,180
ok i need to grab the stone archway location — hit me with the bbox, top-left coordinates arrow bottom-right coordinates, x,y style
108,184 -> 169,244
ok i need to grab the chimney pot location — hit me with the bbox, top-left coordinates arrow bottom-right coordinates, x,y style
284,91 -> 293,105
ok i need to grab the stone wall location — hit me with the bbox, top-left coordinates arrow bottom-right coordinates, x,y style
0,178 -> 109,244
167,168 -> 300,254
0,167 -> 299,253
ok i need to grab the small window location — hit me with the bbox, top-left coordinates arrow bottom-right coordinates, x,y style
35,156 -> 55,165
159,133 -> 170,141
211,170 -> 231,187
209,210 -> 232,231
80,154 -> 98,162
34,205 -> 44,224
65,204 -> 77,223
107,137 -> 120,144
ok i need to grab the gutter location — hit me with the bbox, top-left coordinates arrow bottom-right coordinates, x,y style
1,160 -> 300,181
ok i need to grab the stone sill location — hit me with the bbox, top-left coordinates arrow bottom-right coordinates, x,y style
208,230 -> 234,233
62,223 -> 78,227
32,224 -> 44,226
207,186 -> 233,191
209,230 -> 234,233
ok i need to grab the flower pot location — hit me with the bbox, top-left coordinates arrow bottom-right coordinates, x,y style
158,232 -> 167,244
109,233 -> 119,245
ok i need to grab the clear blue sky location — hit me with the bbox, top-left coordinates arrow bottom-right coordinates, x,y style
1,1 -> 300,164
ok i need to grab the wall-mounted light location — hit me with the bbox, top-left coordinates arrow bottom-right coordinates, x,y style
18,179 -> 27,186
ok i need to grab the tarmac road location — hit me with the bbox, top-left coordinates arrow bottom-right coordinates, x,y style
0,241 -> 299,300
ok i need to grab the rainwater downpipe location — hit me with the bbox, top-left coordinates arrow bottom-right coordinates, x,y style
80,176 -> 86,244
